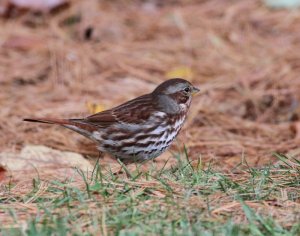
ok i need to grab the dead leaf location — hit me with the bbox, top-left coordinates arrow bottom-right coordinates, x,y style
0,166 -> 7,182
0,145 -> 93,172
294,122 -> 300,140
86,102 -> 105,114
166,66 -> 193,80
10,0 -> 68,12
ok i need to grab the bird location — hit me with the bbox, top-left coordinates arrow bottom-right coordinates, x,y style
24,78 -> 200,164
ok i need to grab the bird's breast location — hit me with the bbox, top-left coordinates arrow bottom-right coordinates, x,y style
92,111 -> 187,163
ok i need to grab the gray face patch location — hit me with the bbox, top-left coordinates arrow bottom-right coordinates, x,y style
157,95 -> 180,114
164,82 -> 191,94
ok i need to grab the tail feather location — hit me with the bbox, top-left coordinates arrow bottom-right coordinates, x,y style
23,118 -> 70,125
24,117 -> 98,135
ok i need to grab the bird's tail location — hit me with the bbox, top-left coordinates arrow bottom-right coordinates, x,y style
23,117 -> 70,125
24,117 -> 98,140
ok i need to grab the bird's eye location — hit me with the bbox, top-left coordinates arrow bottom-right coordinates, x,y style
184,87 -> 191,93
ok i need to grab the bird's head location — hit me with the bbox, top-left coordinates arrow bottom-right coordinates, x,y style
152,78 -> 200,114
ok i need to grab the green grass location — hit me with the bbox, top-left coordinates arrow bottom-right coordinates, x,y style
0,153 -> 299,235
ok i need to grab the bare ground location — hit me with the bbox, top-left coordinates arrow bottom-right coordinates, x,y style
0,0 -> 300,231
1,1 -> 299,166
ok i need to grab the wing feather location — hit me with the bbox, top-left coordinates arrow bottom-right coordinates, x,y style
76,94 -> 156,128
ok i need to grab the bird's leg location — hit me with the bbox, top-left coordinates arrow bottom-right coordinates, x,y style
113,162 -> 124,175
113,159 -> 132,178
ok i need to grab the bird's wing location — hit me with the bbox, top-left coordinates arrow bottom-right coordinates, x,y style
74,94 -> 156,128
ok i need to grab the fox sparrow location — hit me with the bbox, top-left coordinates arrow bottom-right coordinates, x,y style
24,78 -> 200,163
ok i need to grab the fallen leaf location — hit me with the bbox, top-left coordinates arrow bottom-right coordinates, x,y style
10,0 -> 68,12
166,66 -> 193,80
294,122 -> 300,140
0,145 -> 93,172
86,102 -> 105,114
0,166 -> 6,182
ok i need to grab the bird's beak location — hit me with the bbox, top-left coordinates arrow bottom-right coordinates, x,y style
191,87 -> 200,96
